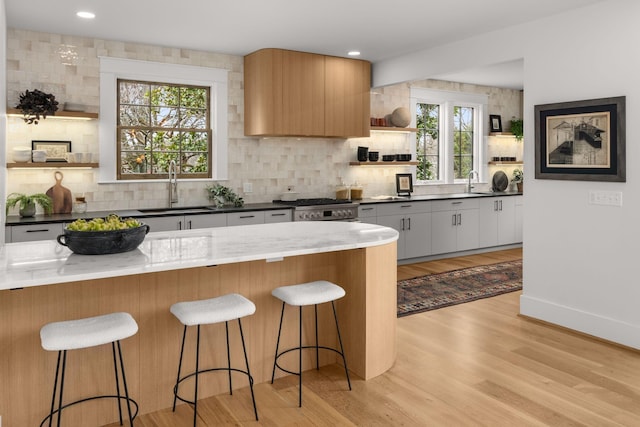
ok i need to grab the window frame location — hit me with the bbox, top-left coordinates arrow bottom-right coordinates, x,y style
411,88 -> 488,185
99,57 -> 228,183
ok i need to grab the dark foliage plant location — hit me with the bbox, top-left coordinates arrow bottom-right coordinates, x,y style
16,89 -> 59,124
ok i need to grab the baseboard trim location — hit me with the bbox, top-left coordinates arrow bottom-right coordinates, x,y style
397,243 -> 522,265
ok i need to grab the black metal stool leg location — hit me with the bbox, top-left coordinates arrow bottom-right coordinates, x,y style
225,321 -> 232,395
193,325 -> 201,427
173,325 -> 187,411
271,302 -> 285,383
46,351 -> 62,427
314,304 -> 319,370
238,318 -> 259,420
111,342 -> 124,426
56,350 -> 67,427
298,305 -> 303,408
116,340 -> 135,426
332,301 -> 352,390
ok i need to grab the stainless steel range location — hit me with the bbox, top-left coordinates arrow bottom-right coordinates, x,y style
273,198 -> 358,221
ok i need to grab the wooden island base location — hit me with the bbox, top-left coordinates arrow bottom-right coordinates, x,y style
0,243 -> 396,426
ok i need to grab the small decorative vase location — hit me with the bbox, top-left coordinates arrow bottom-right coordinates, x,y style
516,182 -> 523,193
19,202 -> 36,217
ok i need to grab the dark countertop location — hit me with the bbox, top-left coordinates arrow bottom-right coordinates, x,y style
5,202 -> 292,226
357,191 -> 522,205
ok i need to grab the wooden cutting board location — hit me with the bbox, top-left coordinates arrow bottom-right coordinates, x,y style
46,171 -> 73,214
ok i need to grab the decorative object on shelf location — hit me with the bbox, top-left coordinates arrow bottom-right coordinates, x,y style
31,150 -> 47,163
5,192 -> 53,217
510,118 -> 523,141
535,96 -> 625,182
357,146 -> 369,161
57,215 -> 149,255
45,171 -> 73,214
73,196 -> 87,213
491,170 -> 509,192
368,151 -> 379,162
32,140 -> 72,162
391,107 -> 411,128
396,173 -> 413,197
489,114 -> 502,132
206,183 -> 244,207
512,168 -> 523,193
15,89 -> 59,124
12,147 -> 31,162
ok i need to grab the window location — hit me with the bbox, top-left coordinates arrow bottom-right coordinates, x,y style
411,88 -> 487,185
99,57 -> 228,183
117,79 -> 211,179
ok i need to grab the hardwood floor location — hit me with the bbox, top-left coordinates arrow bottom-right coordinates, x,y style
107,248 -> 640,426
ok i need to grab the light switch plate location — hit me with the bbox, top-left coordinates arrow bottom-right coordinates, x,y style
589,190 -> 622,206
243,182 -> 253,193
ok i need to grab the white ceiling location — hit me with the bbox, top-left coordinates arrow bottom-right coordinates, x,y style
5,0 -> 605,90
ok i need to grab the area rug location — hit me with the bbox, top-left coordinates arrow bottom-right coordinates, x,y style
397,260 -> 522,317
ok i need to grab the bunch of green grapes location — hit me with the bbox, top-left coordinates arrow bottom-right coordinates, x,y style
66,214 -> 142,232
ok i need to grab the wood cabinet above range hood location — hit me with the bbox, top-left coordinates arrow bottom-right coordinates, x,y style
244,48 -> 370,138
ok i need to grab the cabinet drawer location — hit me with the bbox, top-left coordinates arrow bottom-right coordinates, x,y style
9,223 -> 64,242
264,209 -> 292,223
227,211 -> 265,226
376,201 -> 431,216
358,205 -> 377,218
431,198 -> 479,212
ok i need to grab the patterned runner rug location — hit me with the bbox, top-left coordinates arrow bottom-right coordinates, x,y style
397,260 -> 522,317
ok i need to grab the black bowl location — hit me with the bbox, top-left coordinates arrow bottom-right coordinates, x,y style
396,154 -> 412,161
368,151 -> 379,161
382,155 -> 395,162
57,224 -> 150,255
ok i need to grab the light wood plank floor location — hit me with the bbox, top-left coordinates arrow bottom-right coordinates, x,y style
107,248 -> 640,426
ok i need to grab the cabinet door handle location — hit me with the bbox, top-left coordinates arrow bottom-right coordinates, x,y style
361,207 -> 374,211
407,217 -> 411,230
400,204 -> 412,208
494,200 -> 498,211
401,218 -> 405,231
457,213 -> 462,226
270,213 -> 286,217
452,201 -> 462,205
239,215 -> 255,219
499,200 -> 503,211
451,214 -> 456,226
178,220 -> 183,230
188,220 -> 192,229
25,229 -> 51,233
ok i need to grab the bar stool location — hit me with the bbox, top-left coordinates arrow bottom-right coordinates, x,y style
39,312 -> 139,427
271,280 -> 351,407
170,293 -> 258,426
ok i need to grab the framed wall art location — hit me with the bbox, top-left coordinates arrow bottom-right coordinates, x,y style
534,96 -> 625,181
396,173 -> 413,197
489,114 -> 502,132
32,140 -> 72,162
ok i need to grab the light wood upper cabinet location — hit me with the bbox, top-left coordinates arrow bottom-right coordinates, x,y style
244,48 -> 370,138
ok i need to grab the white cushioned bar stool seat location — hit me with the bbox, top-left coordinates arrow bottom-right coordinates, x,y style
39,312 -> 139,426
271,280 -> 351,407
170,293 -> 258,426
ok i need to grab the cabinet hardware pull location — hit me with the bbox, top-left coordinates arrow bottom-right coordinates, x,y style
499,200 -> 503,211
452,201 -> 462,205
188,220 -> 192,229
25,229 -> 50,233
401,218 -> 405,231
362,207 -> 374,211
178,220 -> 183,230
407,217 -> 411,230
400,205 -> 412,208
271,213 -> 286,216
451,214 -> 456,226
457,213 -> 462,225
494,200 -> 498,211
239,215 -> 255,219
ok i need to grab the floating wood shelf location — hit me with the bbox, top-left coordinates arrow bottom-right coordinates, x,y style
6,108 -> 98,120
488,161 -> 523,165
371,126 -> 418,132
350,161 -> 419,166
7,162 -> 99,168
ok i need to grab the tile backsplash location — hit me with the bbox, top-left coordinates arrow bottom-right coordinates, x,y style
5,29 -> 523,215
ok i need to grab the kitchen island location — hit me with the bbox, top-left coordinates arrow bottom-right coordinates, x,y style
0,222 -> 398,426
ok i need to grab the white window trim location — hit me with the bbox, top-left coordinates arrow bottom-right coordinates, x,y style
98,57 -> 228,183
410,87 -> 488,184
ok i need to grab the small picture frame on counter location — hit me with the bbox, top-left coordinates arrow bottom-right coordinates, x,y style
489,114 -> 502,132
396,173 -> 413,197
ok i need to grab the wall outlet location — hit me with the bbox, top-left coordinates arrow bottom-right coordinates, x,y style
243,182 -> 253,193
589,190 -> 622,206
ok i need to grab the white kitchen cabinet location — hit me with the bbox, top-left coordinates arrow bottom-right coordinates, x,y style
227,211 -> 265,226
515,195 -> 523,243
358,205 -> 377,224
431,199 -> 479,255
264,209 -> 292,223
376,202 -> 431,260
478,196 -> 517,247
5,223 -> 64,243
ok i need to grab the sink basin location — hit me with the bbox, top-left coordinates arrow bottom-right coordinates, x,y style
137,206 -> 212,215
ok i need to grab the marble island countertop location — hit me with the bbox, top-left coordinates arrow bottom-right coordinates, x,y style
0,221 -> 398,291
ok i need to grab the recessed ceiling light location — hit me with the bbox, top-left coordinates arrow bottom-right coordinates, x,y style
348,51 -> 361,56
76,11 -> 96,19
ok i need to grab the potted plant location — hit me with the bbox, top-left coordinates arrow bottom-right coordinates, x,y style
15,89 -> 59,124
512,169 -> 524,193
6,193 -> 53,217
206,184 -> 244,208
510,118 -> 524,141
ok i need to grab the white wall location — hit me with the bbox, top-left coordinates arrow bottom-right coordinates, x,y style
0,0 -> 7,245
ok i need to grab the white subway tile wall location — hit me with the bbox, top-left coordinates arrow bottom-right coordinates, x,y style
6,29 -> 522,215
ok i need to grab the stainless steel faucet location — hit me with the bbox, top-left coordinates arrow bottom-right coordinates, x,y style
168,160 -> 178,207
467,170 -> 478,193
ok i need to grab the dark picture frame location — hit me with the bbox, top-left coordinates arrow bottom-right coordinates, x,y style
489,114 -> 502,132
32,140 -> 72,162
535,96 -> 625,182
395,173 -> 413,197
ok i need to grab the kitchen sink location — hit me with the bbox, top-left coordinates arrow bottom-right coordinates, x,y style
137,206 -> 212,215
